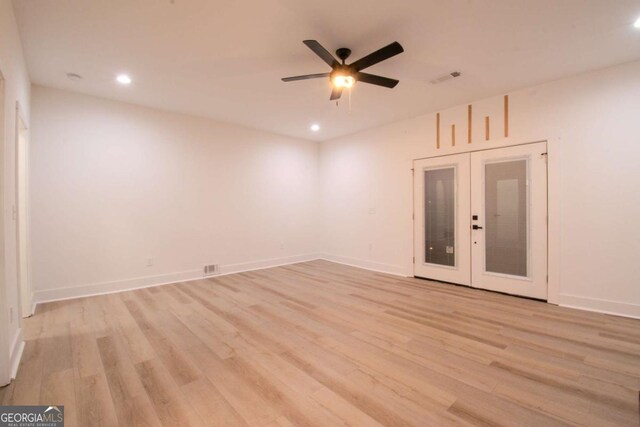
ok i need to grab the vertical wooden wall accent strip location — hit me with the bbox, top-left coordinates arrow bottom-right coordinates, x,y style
436,113 -> 440,149
467,104 -> 472,144
504,95 -> 509,138
485,116 -> 490,141
451,124 -> 456,146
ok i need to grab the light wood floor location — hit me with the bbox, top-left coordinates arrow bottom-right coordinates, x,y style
1,260 -> 639,426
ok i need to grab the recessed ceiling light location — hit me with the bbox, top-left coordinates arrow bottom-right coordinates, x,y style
634,17 -> 640,28
116,74 -> 132,85
66,72 -> 82,82
310,124 -> 320,132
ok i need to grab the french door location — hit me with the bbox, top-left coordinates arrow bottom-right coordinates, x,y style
413,142 -> 548,300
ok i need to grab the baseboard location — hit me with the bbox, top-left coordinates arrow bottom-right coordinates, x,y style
33,268 -> 203,304
220,253 -> 320,275
319,253 -> 410,277
10,329 -> 24,380
559,294 -> 640,320
33,253 -> 320,305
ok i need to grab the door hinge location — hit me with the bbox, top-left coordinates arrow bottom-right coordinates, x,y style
413,256 -> 415,263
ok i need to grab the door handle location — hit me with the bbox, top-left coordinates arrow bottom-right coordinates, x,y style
472,225 -> 483,230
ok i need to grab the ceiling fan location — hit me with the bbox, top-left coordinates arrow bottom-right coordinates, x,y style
282,40 -> 404,101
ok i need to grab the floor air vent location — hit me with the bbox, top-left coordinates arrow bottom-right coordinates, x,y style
204,264 -> 219,276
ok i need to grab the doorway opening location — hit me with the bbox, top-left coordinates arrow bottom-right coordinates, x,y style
413,142 -> 548,300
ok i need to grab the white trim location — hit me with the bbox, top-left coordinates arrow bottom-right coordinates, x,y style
33,269 -> 202,303
546,137 -> 561,304
412,138 -> 548,161
0,63 -> 11,387
319,254 -> 410,277
32,253 -> 320,304
559,294 -> 640,320
219,253 -> 319,275
15,101 -> 32,319
10,329 -> 24,380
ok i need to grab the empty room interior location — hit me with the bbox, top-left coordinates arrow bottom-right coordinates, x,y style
1,0 -> 640,425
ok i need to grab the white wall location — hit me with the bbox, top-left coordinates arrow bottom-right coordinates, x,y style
30,86 -> 319,302
320,59 -> 640,318
27,57 -> 640,320
0,0 -> 30,383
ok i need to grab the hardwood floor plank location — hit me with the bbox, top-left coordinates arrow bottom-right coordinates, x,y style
75,373 -> 119,427
70,321 -> 104,379
40,368 -> 78,427
181,378 -> 248,427
96,335 -> 162,427
124,299 -> 201,386
135,358 -> 205,427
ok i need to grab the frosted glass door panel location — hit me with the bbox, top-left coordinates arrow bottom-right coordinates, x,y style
484,160 -> 528,277
424,168 -> 455,267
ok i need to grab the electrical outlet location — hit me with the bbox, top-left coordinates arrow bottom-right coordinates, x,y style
146,257 -> 153,267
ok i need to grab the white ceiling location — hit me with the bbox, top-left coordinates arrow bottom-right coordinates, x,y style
13,0 -> 640,141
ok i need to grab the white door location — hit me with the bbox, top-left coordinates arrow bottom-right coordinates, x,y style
470,142 -> 547,299
413,142 -> 548,300
413,154 -> 471,285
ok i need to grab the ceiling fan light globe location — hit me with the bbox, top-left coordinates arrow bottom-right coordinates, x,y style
332,75 -> 355,89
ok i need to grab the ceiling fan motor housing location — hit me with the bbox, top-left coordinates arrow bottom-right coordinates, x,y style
336,47 -> 352,63
330,65 -> 354,79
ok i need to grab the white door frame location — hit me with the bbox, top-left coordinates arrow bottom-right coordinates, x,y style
0,69 -> 10,386
412,140 -> 551,300
15,102 -> 32,318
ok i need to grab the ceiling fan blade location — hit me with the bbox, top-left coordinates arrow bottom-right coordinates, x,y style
303,40 -> 339,68
330,87 -> 343,101
356,72 -> 399,88
282,73 -> 330,82
350,41 -> 404,71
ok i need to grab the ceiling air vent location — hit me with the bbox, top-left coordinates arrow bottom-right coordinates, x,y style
204,264 -> 219,276
430,71 -> 461,85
